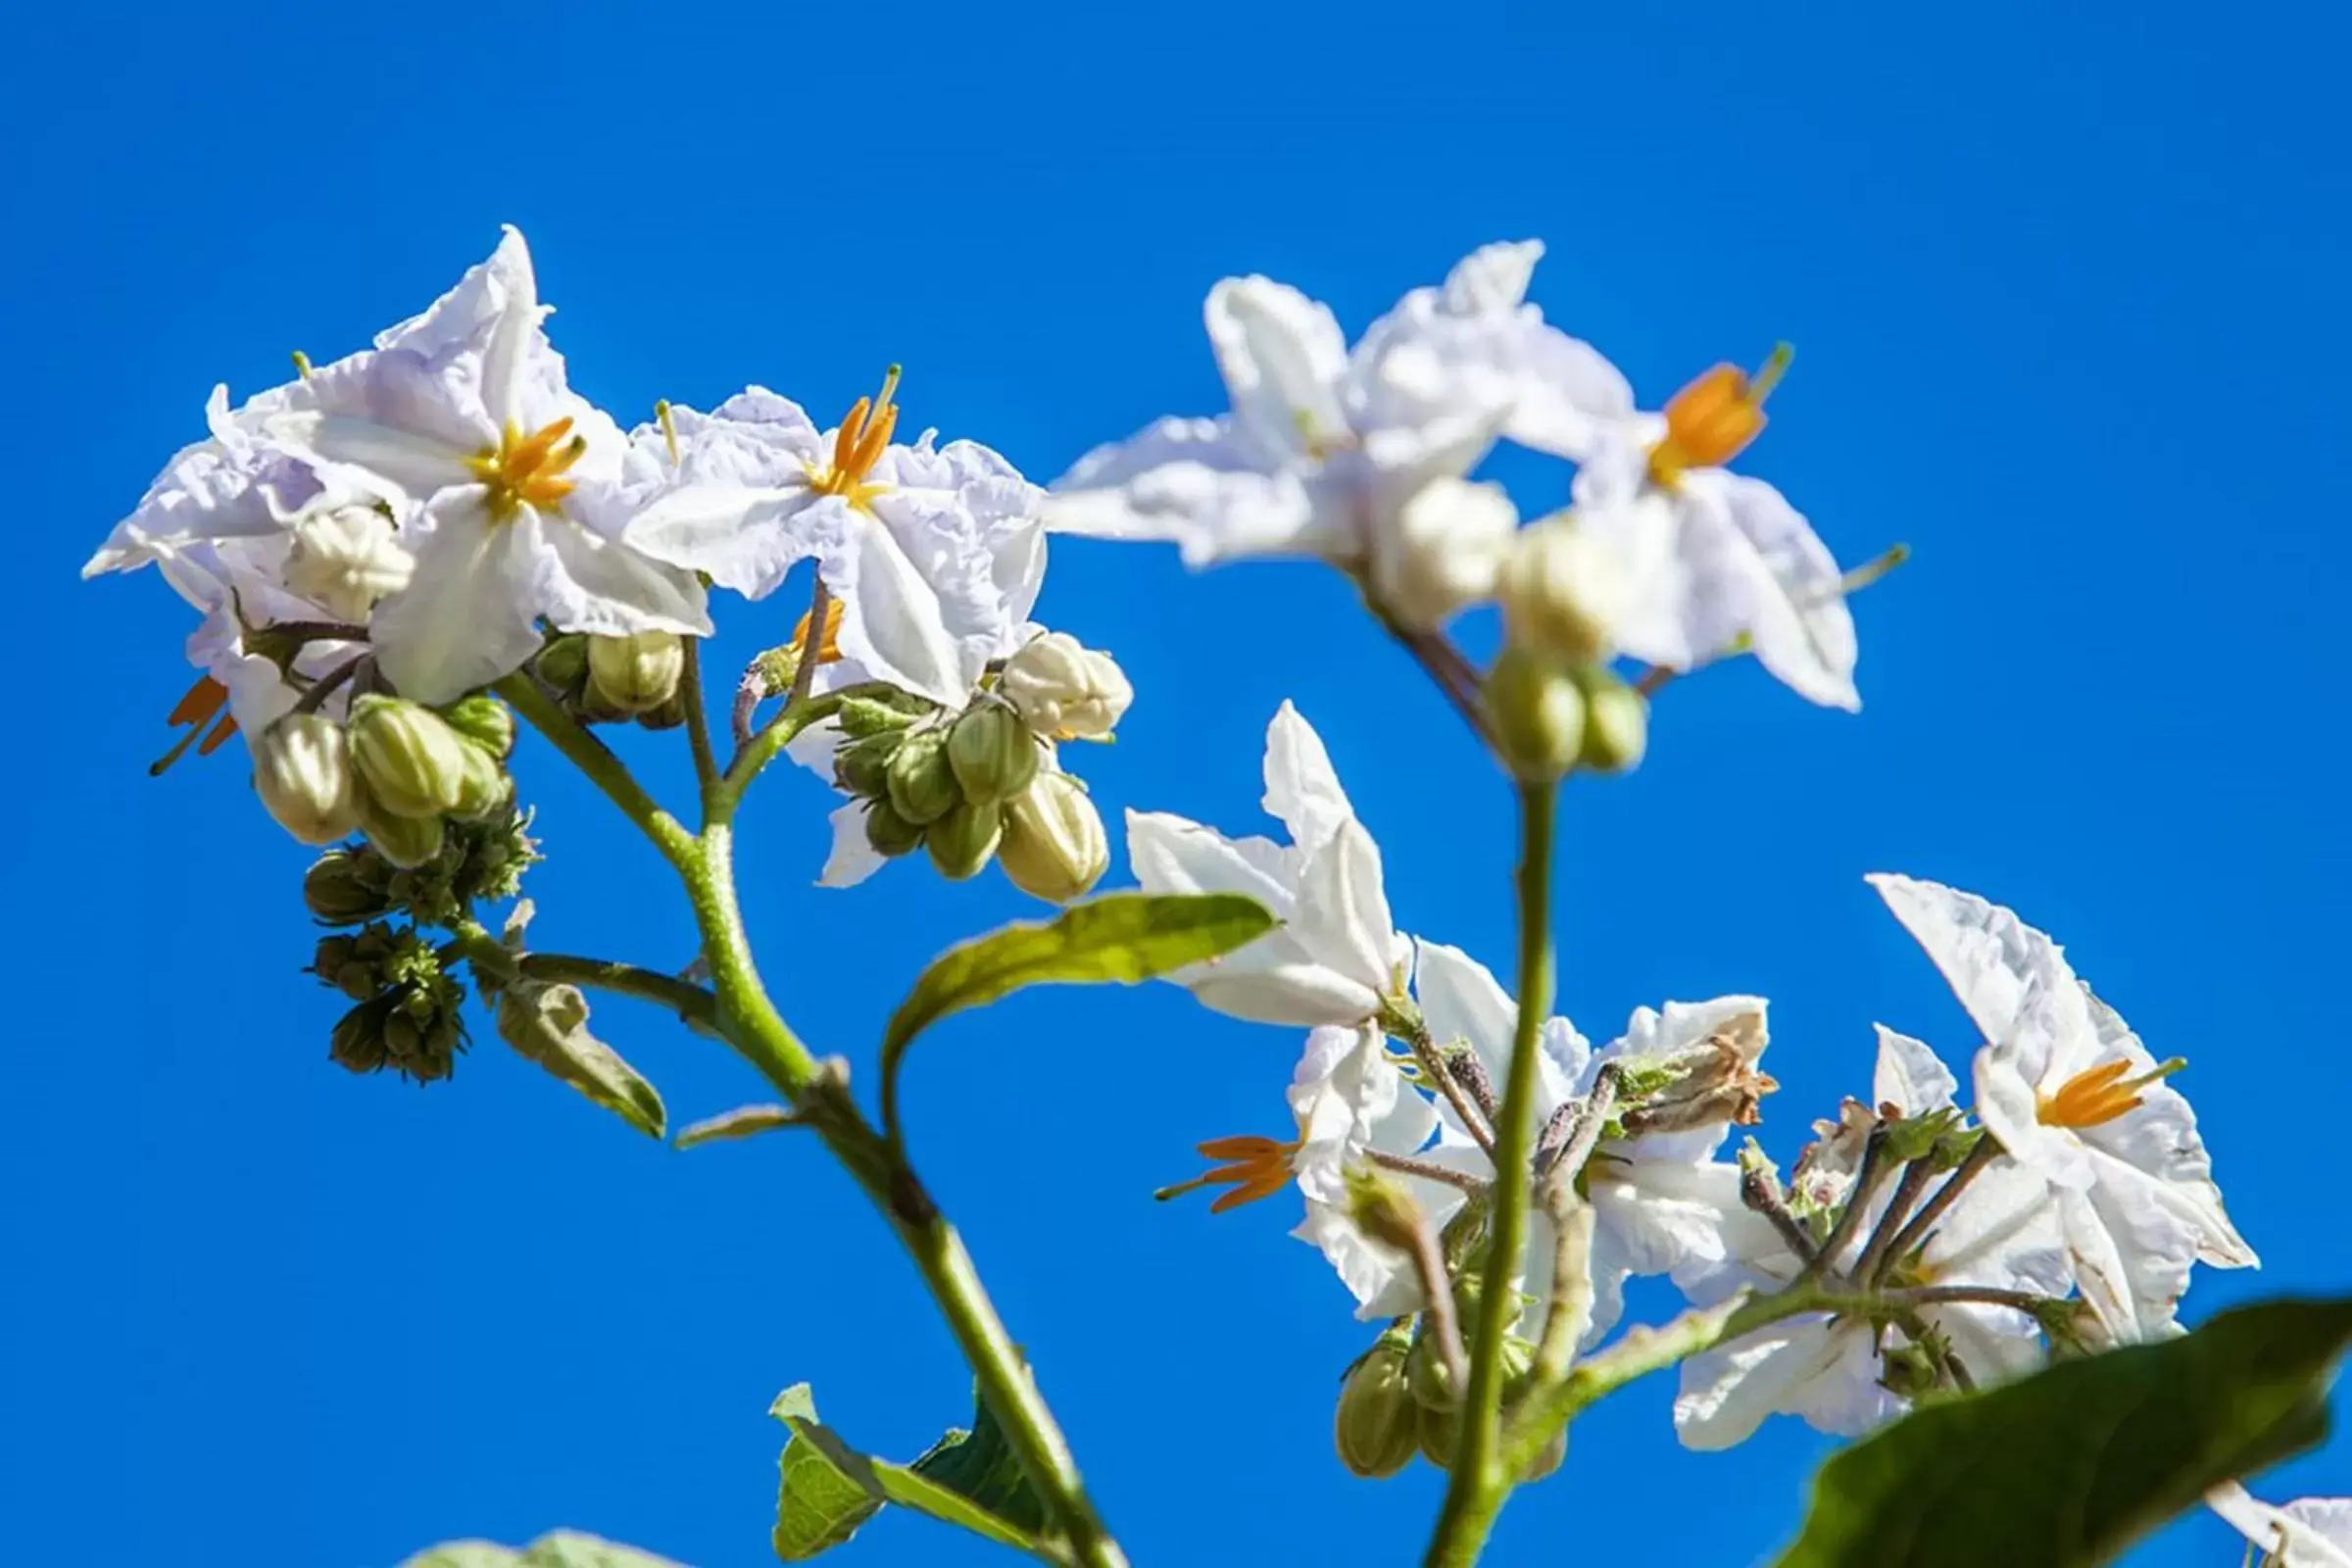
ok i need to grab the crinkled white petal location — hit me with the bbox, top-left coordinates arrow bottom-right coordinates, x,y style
1675,1318 -> 1898,1449
626,483 -> 838,600
1206,275 -> 1350,460
820,511 -> 980,709
1291,820 -> 1401,1006
1690,471 -> 1859,711
1047,416 -> 1319,565
1260,700 -> 1357,852
1872,1025 -> 1959,1117
367,494 -> 554,705
1869,872 -> 2098,1085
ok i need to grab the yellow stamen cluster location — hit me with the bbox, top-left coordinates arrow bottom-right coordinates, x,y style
1154,1133 -> 1300,1214
1647,344 -> 1792,489
151,675 -> 237,774
467,416 -> 589,518
788,597 -> 847,666
806,367 -> 902,512
2036,1055 -> 2187,1130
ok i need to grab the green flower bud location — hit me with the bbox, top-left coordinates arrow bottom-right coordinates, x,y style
349,695 -> 472,819
1575,667 -> 1648,774
535,634 -> 588,692
439,696 -> 515,760
634,688 -> 690,731
1484,648 -> 1588,782
448,738 -> 510,820
863,798 -> 926,858
998,768 -> 1108,903
886,727 -> 963,826
833,731 -> 904,798
836,696 -> 920,740
1335,1329 -> 1418,1480
360,797 -> 447,869
585,630 -> 685,716
252,713 -> 361,845
1417,1400 -> 1457,1470
926,800 -> 1003,882
303,849 -> 394,925
1407,1330 -> 1459,1414
329,1001 -> 392,1076
946,703 -> 1040,805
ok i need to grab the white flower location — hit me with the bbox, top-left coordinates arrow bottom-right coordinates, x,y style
1047,242 -> 1627,578
1406,943 -> 1776,1342
1570,352 -> 1861,710
83,383 -> 324,579
1368,476 -> 1519,631
626,379 -> 1047,710
2211,1486 -> 2352,1567
1126,703 -> 1409,1027
999,631 -> 1133,740
1870,872 -> 2256,1344
1288,1025 -> 1446,1314
1674,1026 -> 2069,1449
256,227 -> 710,704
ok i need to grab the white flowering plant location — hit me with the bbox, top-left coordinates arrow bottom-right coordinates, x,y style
90,230 -> 2346,1568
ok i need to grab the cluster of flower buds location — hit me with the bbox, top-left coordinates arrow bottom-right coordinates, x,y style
311,921 -> 468,1083
533,631 -> 693,729
302,808 -> 539,932
831,634 -> 1130,901
1332,1288 -> 1564,1483
252,694 -> 517,868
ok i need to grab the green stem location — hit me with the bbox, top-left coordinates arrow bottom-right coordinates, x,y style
680,636 -> 721,809
1425,778 -> 1556,1568
496,684 -> 1125,1567
716,692 -> 843,815
443,923 -> 717,1031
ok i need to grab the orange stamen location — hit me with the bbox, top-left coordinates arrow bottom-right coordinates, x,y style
153,676 -> 235,774
787,597 -> 846,665
469,416 -> 589,517
2037,1055 -> 2186,1129
1648,344 -> 1791,488
806,367 -> 903,511
1153,1133 -> 1300,1213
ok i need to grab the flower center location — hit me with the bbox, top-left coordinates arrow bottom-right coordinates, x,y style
1153,1134 -> 1301,1213
805,367 -> 902,512
1647,344 -> 1791,489
2035,1055 -> 2187,1130
151,674 -> 238,773
467,416 -> 589,518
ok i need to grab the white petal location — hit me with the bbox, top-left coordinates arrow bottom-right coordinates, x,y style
1674,1318 -> 1890,1449
1869,872 -> 2097,1085
626,483 -> 831,601
1260,701 -> 1356,850
1293,820 -> 1400,1004
368,496 -> 550,704
1412,940 -> 1518,1097
1872,1025 -> 1959,1117
818,800 -> 889,889
537,510 -> 711,639
1704,473 -> 1860,711
1125,810 -> 1297,914
1046,416 -> 1319,565
1974,1038 -> 2094,1189
1206,275 -> 1349,458
822,513 -> 975,708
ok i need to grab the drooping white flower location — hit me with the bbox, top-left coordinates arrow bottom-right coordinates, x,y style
1870,872 -> 2256,1344
1047,242 -> 1628,579
83,383 -> 325,579
255,227 -> 710,704
2211,1486 -> 2352,1568
1399,942 -> 1777,1342
1570,353 -> 1861,710
626,379 -> 1047,710
1126,703 -> 1409,1027
1674,1027 -> 2069,1449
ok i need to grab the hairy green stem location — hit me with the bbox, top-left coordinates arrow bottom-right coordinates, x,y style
500,677 -> 1125,1567
680,637 -> 721,804
1425,778 -> 1556,1568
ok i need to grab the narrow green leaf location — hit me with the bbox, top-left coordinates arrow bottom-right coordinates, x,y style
768,1383 -> 1061,1562
674,1103 -> 798,1150
398,1532 -> 685,1568
1774,1296 -> 2352,1568
495,980 -> 665,1139
879,892 -> 1275,1134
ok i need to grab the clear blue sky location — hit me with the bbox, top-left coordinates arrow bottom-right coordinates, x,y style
6,3 -> 2346,1564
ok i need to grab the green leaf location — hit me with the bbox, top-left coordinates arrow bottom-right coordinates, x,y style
879,892 -> 1276,1134
495,980 -> 665,1139
1773,1296 -> 2352,1568
769,1383 -> 1061,1562
398,1531 -> 686,1567
674,1103 -> 799,1150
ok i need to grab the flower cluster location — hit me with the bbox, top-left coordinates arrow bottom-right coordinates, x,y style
1147,709 -> 2255,1467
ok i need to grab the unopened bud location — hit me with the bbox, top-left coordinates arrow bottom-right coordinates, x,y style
946,703 -> 1041,804
359,797 -> 447,869
329,1001 -> 392,1076
1345,1164 -> 1427,1257
886,727 -> 963,825
449,738 -> 510,819
836,697 -> 920,740
926,801 -> 1003,882
1335,1329 -> 1418,1479
349,695 -> 472,820
439,696 -> 515,760
998,768 -> 1108,903
1373,476 -> 1519,632
862,798 -> 926,858
535,634 -> 588,691
282,502 -> 413,622
1484,647 -> 1588,782
303,849 -> 394,925
1497,515 -> 1625,663
999,633 -> 1134,740
253,713 -> 361,845
1575,667 -> 1647,774
585,631 -> 684,717
833,730 -> 904,798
